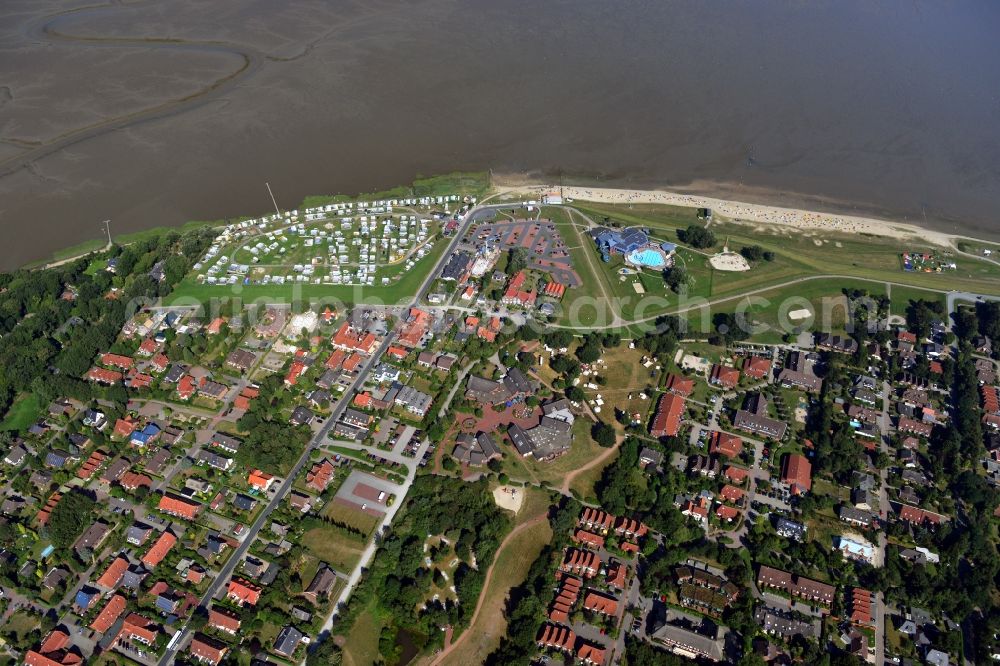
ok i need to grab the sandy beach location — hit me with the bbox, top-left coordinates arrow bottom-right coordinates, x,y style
495,179 -> 959,247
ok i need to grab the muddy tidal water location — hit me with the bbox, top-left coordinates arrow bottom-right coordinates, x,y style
2,0 -> 999,269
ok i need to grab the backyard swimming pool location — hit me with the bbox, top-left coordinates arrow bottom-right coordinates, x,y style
626,246 -> 669,269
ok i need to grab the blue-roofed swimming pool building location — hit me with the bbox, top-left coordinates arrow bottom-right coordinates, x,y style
590,227 -> 649,257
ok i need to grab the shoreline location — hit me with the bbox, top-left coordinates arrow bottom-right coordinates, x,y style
492,177 -> 980,249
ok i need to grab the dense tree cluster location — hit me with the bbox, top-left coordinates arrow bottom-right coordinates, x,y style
330,476 -> 512,662
0,228 -> 215,419
46,490 -> 96,550
676,224 -> 716,249
739,245 -> 775,263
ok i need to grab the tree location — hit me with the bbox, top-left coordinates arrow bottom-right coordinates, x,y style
591,421 -> 617,448
576,340 -> 602,364
676,224 -> 716,249
663,265 -> 689,293
565,385 -> 585,402
506,248 -> 528,276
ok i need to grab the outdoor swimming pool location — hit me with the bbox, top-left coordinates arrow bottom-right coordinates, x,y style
626,246 -> 668,269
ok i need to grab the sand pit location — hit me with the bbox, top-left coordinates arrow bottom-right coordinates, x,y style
708,252 -> 751,271
493,485 -> 524,514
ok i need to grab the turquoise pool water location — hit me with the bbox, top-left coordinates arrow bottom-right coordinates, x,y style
627,247 -> 667,269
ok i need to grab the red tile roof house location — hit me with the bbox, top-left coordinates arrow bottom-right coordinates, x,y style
664,373 -> 695,397
501,270 -> 537,307
137,339 -> 158,357
781,453 -> 812,494
583,590 -> 619,616
150,353 -> 170,373
709,363 -> 741,389
115,613 -> 158,646
742,356 -> 772,380
756,565 -> 835,606
207,607 -> 242,634
89,594 -> 127,634
227,578 -> 262,606
101,353 -> 134,370
189,634 -> 229,665
898,504 -> 948,527
709,431 -> 743,458
650,393 -> 685,438
284,360 -> 307,386
724,466 -> 749,484
158,494 -> 202,520
96,555 -> 129,589
614,517 -> 648,539
578,507 -> 616,533
560,548 -> 601,578
141,531 -> 177,568
87,367 -> 123,385
715,504 -> 740,522
177,375 -> 197,400
306,459 -> 335,492
577,642 -> 607,666
248,469 -> 275,492
573,529 -> 605,549
536,624 -> 576,654
606,562 -> 628,590
719,484 -> 746,504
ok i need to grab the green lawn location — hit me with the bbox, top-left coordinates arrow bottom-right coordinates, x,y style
573,201 -> 1000,299
320,500 -> 382,537
340,598 -> 385,666
301,525 -> 366,573
0,393 -> 43,432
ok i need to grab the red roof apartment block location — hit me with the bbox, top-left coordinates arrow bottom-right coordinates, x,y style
141,531 -> 177,568
650,393 -> 685,437
96,556 -> 129,589
781,453 -> 812,494
90,594 -> 127,634
158,495 -> 201,520
331,322 -> 377,355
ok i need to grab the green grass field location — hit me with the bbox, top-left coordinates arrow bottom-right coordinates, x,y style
320,500 -> 382,537
0,393 -> 43,432
576,202 -> 1000,297
300,525 -> 367,572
